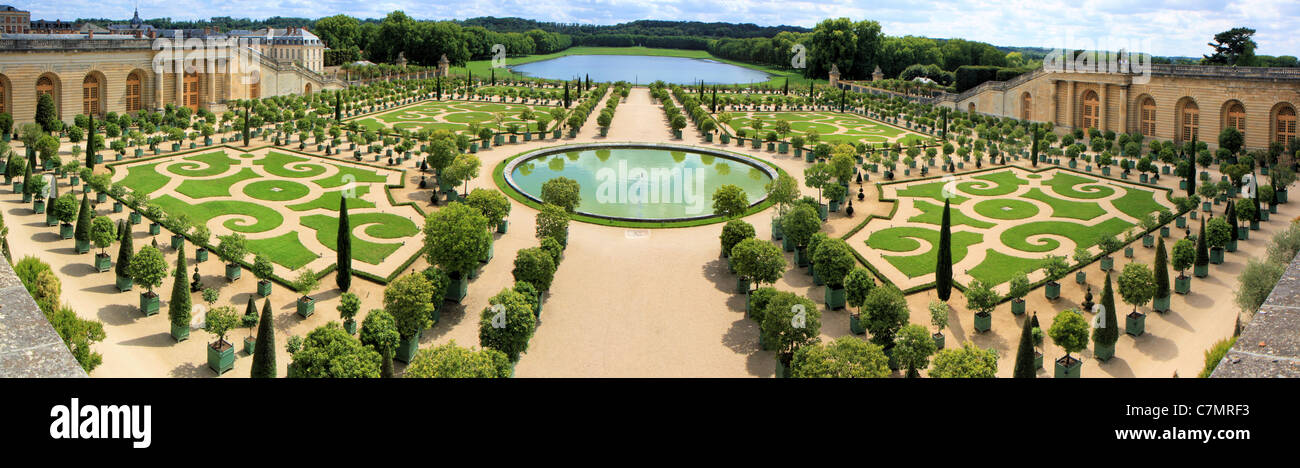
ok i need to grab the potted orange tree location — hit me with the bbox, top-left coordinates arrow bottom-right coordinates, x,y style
251,255 -> 274,297
1007,271 -> 1030,315
202,305 -> 238,374
1049,309 -> 1089,378
215,233 -> 247,282
293,268 -> 320,318
965,279 -> 999,333
89,216 -> 116,273
844,267 -> 875,335
128,245 -> 167,316
1118,262 -> 1154,337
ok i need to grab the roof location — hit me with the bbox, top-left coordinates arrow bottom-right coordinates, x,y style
0,5 -> 26,13
0,33 -> 140,40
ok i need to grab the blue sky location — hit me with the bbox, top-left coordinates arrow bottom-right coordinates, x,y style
21,0 -> 1300,57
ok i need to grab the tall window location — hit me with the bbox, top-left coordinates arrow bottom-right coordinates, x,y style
82,75 -> 101,116
183,73 -> 199,111
1021,93 -> 1032,120
1081,90 -> 1099,129
0,79 -> 6,115
1180,101 -> 1200,142
36,76 -> 54,96
1140,98 -> 1156,136
249,81 -> 259,99
1227,102 -> 1246,135
1278,106 -> 1297,145
125,72 -> 142,112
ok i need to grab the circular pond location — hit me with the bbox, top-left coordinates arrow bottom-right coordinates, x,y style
510,55 -> 771,85
504,143 -> 778,222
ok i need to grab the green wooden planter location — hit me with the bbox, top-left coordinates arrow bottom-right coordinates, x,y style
1226,239 -> 1237,253
95,254 -> 112,273
1011,299 -> 1026,315
1175,275 -> 1191,294
1238,226 -> 1249,240
208,343 -> 235,374
1054,356 -> 1082,378
771,217 -> 783,240
1209,247 -> 1224,264
1161,226 -> 1171,238
1126,311 -> 1146,336
933,333 -> 945,350
171,322 -> 190,342
149,223 -> 161,235
775,358 -> 790,378
497,219 -> 509,234
344,319 -> 357,335
116,274 -> 133,292
75,239 -> 90,254
196,248 -> 208,263
97,191 -> 107,203
824,286 -> 846,310
1143,235 -> 1154,248
735,277 -> 750,294
243,336 -> 256,355
113,201 -> 123,213
1094,341 -> 1115,361
481,240 -> 494,263
973,312 -> 992,333
129,212 -> 141,224
257,280 -> 272,297
445,274 -> 469,303
1124,246 -> 1134,258
1153,295 -> 1170,313
794,248 -> 808,267
296,297 -> 315,317
1194,264 -> 1209,278
1250,220 -> 1260,230
33,199 -> 45,214
225,263 -> 241,281
170,234 -> 184,250
12,181 -> 21,194
59,223 -> 74,239
1075,271 -> 1087,284
139,292 -> 160,316
849,314 -> 865,334
22,193 -> 31,203
395,335 -> 420,363
1045,281 -> 1061,300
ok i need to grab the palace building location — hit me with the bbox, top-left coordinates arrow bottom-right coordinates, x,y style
0,8 -> 341,124
935,65 -> 1300,150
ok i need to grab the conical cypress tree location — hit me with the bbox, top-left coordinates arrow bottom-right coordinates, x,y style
940,108 -> 949,139
711,86 -> 717,113
244,296 -> 256,319
250,298 -> 276,378
242,104 -> 250,147
73,194 -> 91,244
336,197 -> 352,292
1154,236 -> 1170,302
935,198 -> 953,301
1226,201 -> 1238,242
563,82 -> 570,109
20,157 -> 32,197
334,92 -> 341,122
1030,123 -> 1040,167
115,219 -> 133,279
1013,314 -> 1036,378
783,78 -> 789,96
86,112 -> 96,170
1195,218 -> 1209,268
1186,150 -> 1197,197
168,242 -> 190,330
1094,271 -> 1119,348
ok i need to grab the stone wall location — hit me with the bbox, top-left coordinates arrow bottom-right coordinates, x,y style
0,256 -> 86,377
1211,250 -> 1300,378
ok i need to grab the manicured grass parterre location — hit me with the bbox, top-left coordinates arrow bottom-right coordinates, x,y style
867,226 -> 983,278
724,110 -> 932,147
352,100 -> 559,134
299,213 -> 418,266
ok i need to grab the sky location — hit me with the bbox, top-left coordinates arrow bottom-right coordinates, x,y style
19,0 -> 1300,57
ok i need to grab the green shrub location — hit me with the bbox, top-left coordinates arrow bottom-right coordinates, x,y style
1198,337 -> 1238,378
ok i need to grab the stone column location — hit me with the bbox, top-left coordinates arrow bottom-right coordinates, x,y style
1049,80 -> 1060,126
1066,80 -> 1076,128
1100,83 -> 1109,131
154,71 -> 163,111
175,70 -> 184,108
1118,86 -> 1129,134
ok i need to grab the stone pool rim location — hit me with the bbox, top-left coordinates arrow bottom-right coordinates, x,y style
502,142 -> 780,223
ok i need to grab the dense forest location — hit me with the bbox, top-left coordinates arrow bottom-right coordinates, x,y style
76,12 -> 1298,92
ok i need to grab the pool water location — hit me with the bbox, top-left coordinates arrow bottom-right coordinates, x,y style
508,147 -> 774,221
510,55 -> 772,85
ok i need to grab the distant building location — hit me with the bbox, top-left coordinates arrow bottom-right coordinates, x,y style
28,19 -> 75,34
0,5 -> 28,34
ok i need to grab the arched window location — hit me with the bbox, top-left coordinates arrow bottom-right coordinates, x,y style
967,102 -> 975,114
1021,93 -> 1032,120
249,81 -> 259,99
1227,102 -> 1246,135
304,83 -> 312,94
1277,106 -> 1297,145
82,74 -> 101,117
1140,98 -> 1156,136
36,76 -> 54,96
1180,101 -> 1200,142
1081,90 -> 1100,129
125,72 -> 142,113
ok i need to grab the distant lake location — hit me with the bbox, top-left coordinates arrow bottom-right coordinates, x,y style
510,55 -> 772,85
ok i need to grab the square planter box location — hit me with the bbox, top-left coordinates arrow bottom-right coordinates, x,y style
1194,263 -> 1209,278
1126,311 -> 1146,336
208,342 -> 235,375
1011,298 -> 1026,315
973,312 -> 992,333
1075,271 -> 1087,284
149,223 -> 161,236
1055,356 -> 1082,378
296,297 -> 315,317
59,223 -> 74,239
1094,341 -> 1115,361
849,314 -> 866,334
497,219 -> 509,234
735,277 -> 750,294
196,248 -> 209,263
75,239 -> 90,254
1045,281 -> 1061,300
1153,295 -> 1170,313
244,336 -> 256,355
824,286 -> 846,310
395,335 -> 420,363
1227,239 -> 1237,252
933,332 -> 945,350
139,291 -> 159,315
95,254 -> 112,272
1124,246 -> 1135,258
129,212 -> 142,225
1100,256 -> 1114,271
1143,235 -> 1154,248
445,274 -> 469,303
113,202 -> 123,213
116,274 -> 133,292
1238,226 -> 1250,240
257,280 -> 272,297
1210,247 -> 1224,264
171,322 -> 189,342
170,234 -> 185,251
1175,274 -> 1191,294
225,263 -> 242,281
33,199 -> 45,214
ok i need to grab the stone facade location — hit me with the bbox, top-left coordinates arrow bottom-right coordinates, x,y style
932,65 -> 1300,150
0,34 -> 343,124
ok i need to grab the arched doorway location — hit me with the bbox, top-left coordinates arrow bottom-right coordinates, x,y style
1225,101 -> 1246,136
1276,105 -> 1297,145
304,83 -> 312,94
182,73 -> 199,111
82,74 -> 101,117
36,74 -> 59,116
1139,97 -> 1156,137
967,102 -> 975,114
1178,99 -> 1200,143
0,75 -> 8,115
249,81 -> 259,100
1081,90 -> 1099,129
125,71 -> 143,113
1021,92 -> 1032,120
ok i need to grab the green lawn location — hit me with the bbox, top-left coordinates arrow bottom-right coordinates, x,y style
958,170 -> 1027,197
910,200 -> 994,228
1000,218 -> 1134,253
867,226 -> 983,278
245,232 -> 320,270
168,151 -> 240,177
254,152 -> 328,179
117,163 -> 169,194
314,164 -> 389,189
895,180 -> 969,205
1021,188 -> 1105,220
174,168 -> 262,199
968,251 -> 1050,286
288,186 -> 375,212
300,213 -> 419,265
152,195 -> 286,234
972,199 -> 1038,220
244,180 -> 312,202
1046,172 -> 1115,199
1113,187 -> 1167,220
